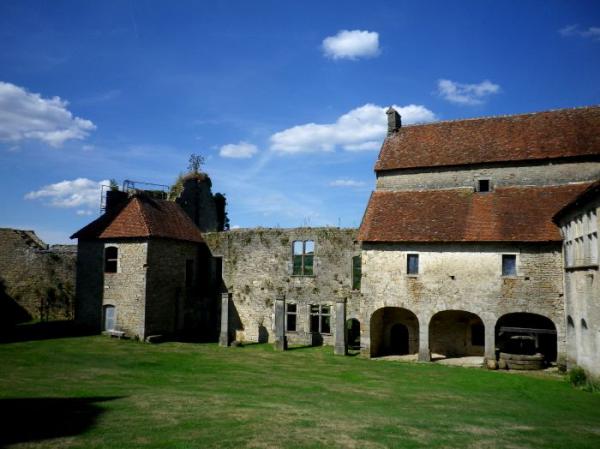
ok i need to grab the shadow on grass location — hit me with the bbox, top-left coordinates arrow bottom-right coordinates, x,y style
287,345 -> 317,351
0,396 -> 123,448
0,321 -> 95,344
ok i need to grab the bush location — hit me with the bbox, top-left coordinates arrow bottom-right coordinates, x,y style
569,366 -> 600,392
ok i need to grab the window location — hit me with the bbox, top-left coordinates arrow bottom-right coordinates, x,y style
292,240 -> 314,276
286,303 -> 297,332
407,254 -> 419,275
352,255 -> 361,291
502,254 -> 516,276
476,178 -> 491,193
471,324 -> 484,346
103,305 -> 116,331
104,246 -> 118,273
185,259 -> 194,288
310,304 -> 331,333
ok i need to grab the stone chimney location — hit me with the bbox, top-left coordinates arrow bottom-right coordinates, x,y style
386,107 -> 401,135
105,190 -> 129,214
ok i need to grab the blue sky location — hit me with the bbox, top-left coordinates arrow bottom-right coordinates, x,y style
0,1 -> 599,243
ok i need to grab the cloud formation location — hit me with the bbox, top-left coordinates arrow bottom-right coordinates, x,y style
322,30 -> 380,60
0,81 -> 96,147
329,179 -> 366,187
270,103 -> 436,154
219,141 -> 258,158
559,24 -> 600,41
25,178 -> 109,212
437,79 -> 500,105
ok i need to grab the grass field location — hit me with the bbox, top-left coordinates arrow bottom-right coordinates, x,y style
1,335 -> 600,449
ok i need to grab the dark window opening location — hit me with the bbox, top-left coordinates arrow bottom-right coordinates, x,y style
352,255 -> 361,290
310,304 -> 331,333
104,247 -> 118,273
292,240 -> 315,276
471,324 -> 485,346
502,254 -> 516,276
477,179 -> 491,192
286,303 -> 297,332
407,254 -> 419,275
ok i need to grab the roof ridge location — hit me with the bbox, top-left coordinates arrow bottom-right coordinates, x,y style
132,197 -> 152,236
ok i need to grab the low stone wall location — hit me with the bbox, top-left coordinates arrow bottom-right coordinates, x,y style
0,228 -> 76,324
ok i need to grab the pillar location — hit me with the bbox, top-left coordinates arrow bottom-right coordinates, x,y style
218,293 -> 230,347
418,316 -> 431,362
273,295 -> 287,351
334,298 -> 347,356
484,320 -> 497,369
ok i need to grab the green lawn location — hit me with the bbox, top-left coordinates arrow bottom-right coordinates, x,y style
1,336 -> 599,449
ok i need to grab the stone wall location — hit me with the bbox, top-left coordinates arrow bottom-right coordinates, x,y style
203,228 -> 361,346
559,197 -> 600,377
74,240 -> 104,331
360,242 -> 566,361
376,160 -> 600,191
0,228 -> 76,324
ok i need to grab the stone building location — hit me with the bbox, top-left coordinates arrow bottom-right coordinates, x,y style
554,181 -> 600,376
357,106 -> 600,367
0,228 -> 76,325
71,105 -> 600,373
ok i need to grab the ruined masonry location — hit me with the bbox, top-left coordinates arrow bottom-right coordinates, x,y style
68,105 -> 600,376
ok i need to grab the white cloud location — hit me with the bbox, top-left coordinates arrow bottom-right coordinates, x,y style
437,79 -> 500,105
322,30 -> 380,60
219,141 -> 258,159
25,178 -> 109,212
270,103 -> 436,154
329,179 -> 365,187
0,81 -> 96,147
560,24 -> 600,40
76,209 -> 94,216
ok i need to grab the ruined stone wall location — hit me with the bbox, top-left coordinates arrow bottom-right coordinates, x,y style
0,228 -> 76,323
204,228 -> 361,346
101,240 -> 148,339
145,238 -> 202,337
376,160 -> 600,191
360,242 -> 566,359
176,176 -> 220,232
560,197 -> 600,377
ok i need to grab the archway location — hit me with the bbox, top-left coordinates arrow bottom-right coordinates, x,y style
370,307 -> 419,357
495,313 -> 557,362
346,318 -> 360,350
429,310 -> 484,358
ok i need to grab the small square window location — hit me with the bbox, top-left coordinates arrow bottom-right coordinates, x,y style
286,303 -> 297,332
502,254 -> 516,276
477,179 -> 491,193
407,254 -> 419,275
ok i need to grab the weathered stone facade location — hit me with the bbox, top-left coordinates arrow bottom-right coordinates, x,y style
203,228 -> 360,346
0,228 -> 76,324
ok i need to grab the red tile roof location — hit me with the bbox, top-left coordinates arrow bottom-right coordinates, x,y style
375,106 -> 600,172
553,180 -> 600,223
358,184 -> 591,243
71,195 -> 204,243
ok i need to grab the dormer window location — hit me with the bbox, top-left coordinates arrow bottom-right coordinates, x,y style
476,178 -> 491,193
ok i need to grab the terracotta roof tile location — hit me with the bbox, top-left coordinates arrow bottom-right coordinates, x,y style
71,195 -> 204,243
553,179 -> 600,223
375,106 -> 600,171
358,184 -> 591,243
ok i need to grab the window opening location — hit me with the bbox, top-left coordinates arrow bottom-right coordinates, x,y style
407,254 -> 419,275
292,240 -> 315,276
104,247 -> 118,273
352,255 -> 361,290
310,304 -> 331,333
502,254 -> 516,276
477,179 -> 491,192
286,303 -> 297,332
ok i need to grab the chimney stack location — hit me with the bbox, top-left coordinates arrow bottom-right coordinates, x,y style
386,107 -> 401,135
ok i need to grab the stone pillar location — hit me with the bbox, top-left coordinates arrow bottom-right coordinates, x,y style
484,321 -> 497,369
418,317 -> 431,362
334,298 -> 347,356
273,295 -> 287,351
218,293 -> 230,347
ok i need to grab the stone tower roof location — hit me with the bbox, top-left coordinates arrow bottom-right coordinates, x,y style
71,194 -> 204,243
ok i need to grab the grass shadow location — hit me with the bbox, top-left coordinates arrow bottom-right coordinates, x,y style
0,396 -> 123,448
0,321 -> 95,344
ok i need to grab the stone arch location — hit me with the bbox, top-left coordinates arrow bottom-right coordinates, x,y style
429,310 -> 484,358
346,318 -> 360,350
370,307 -> 419,357
495,312 -> 557,362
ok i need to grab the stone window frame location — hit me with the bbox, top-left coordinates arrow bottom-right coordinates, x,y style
286,303 -> 297,332
291,240 -> 315,277
475,177 -> 492,193
104,245 -> 119,274
309,304 -> 331,334
501,253 -> 518,277
406,253 -> 419,276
